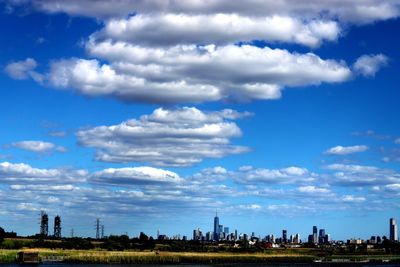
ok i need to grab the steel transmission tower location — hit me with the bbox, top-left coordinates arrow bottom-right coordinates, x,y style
95,218 -> 100,239
54,215 -> 62,238
40,211 -> 49,236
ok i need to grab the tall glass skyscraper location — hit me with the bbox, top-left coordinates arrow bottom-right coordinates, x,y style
313,226 -> 318,243
282,229 -> 287,243
390,218 -> 398,241
213,212 -> 219,241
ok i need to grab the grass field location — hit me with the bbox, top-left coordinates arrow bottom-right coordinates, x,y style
0,249 -> 317,264
1,248 -> 400,264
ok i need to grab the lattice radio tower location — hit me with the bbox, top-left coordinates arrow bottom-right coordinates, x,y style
95,218 -> 100,239
54,215 -> 62,238
40,211 -> 49,236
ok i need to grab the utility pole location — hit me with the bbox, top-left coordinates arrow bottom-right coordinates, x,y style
101,225 -> 104,239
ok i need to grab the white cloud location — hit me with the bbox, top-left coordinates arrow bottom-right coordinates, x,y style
325,164 -> 400,187
237,204 -> 262,211
341,195 -> 366,203
235,166 -> 316,184
15,0 -> 400,24
11,140 -> 65,153
10,184 -> 76,191
92,167 -> 182,185
325,163 -> 378,173
298,186 -> 330,194
266,204 -> 317,216
1,160 -> 400,223
353,54 -> 388,77
395,138 -> 400,144
16,202 -> 39,211
4,58 -> 43,82
97,14 -> 340,47
46,44 -> 351,104
325,145 -> 369,155
77,107 -> 249,167
190,166 -> 229,183
0,161 -> 87,183
384,184 -> 400,192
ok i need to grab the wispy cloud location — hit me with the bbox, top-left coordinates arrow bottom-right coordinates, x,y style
353,54 -> 388,77
4,58 -> 43,82
11,140 -> 66,154
324,145 -> 369,155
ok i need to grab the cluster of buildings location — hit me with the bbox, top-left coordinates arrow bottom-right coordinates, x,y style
37,211 -> 398,245
307,226 -> 330,244
191,214 -> 399,246
347,218 -> 398,246
193,213 -> 237,241
192,213 -> 327,245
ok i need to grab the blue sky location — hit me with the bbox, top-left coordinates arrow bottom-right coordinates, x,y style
1,0 -> 400,241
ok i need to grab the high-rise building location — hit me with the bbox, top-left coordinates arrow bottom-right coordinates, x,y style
308,234 -> 314,244
40,211 -> 49,236
213,212 -> 219,241
206,231 -> 214,241
294,234 -> 300,244
319,229 -> 325,244
193,228 -> 203,241
282,229 -> 287,243
224,227 -> 229,235
312,226 -> 318,244
53,215 -> 61,238
390,218 -> 398,241
325,234 -> 331,243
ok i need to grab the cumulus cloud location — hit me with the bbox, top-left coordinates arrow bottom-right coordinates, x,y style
97,14 -> 340,47
1,160 -> 399,223
325,164 -> 400,186
46,44 -> 351,104
190,166 -> 229,183
11,140 -> 66,153
77,107 -> 249,167
11,0 -> 400,24
4,58 -> 43,82
234,166 -> 316,184
10,184 -> 76,191
92,167 -> 183,185
297,185 -> 330,194
353,54 -> 388,77
325,145 -> 369,155
341,195 -> 366,203
0,161 -> 87,183
4,1 -> 391,106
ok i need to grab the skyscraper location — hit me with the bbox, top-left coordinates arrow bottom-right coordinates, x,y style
213,212 -> 219,241
282,229 -> 287,243
312,226 -> 318,244
319,229 -> 325,244
390,218 -> 398,241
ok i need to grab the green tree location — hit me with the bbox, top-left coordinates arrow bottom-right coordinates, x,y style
0,227 -> 5,244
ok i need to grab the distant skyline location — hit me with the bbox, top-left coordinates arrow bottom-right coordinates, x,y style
1,1 -> 400,240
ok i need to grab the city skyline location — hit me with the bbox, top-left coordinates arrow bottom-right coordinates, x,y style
1,1 -> 400,240
4,212 -> 399,245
